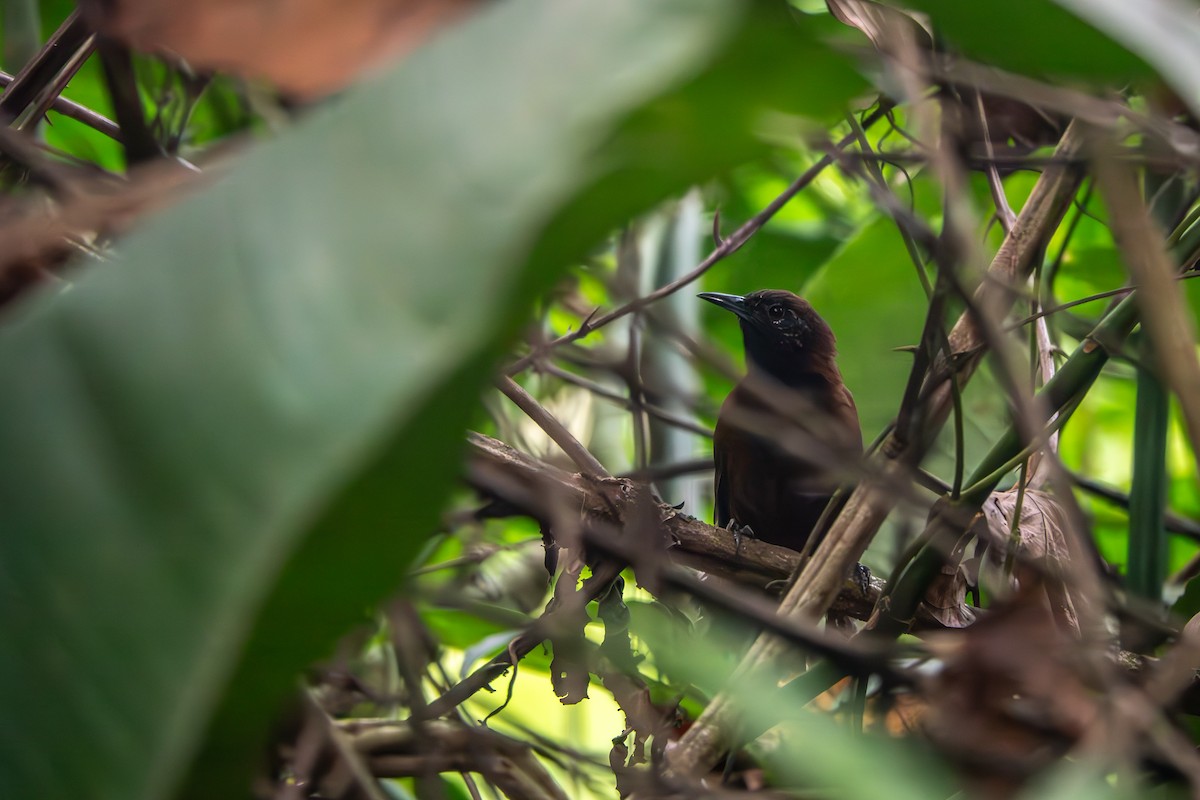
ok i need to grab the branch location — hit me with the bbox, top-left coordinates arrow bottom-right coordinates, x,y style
1094,141 -> 1200,480
338,719 -> 570,800
0,71 -> 120,139
467,432 -> 849,590
497,376 -> 610,479
0,11 -> 95,127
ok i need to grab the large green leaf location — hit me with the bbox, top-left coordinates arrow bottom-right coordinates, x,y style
803,216 -> 929,440
0,2 -> 866,799
1051,0 -> 1200,118
899,0 -> 1154,82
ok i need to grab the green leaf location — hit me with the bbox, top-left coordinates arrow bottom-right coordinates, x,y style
1051,0 -> 1200,119
0,2 -> 867,799
900,0 -> 1153,82
1054,246 -> 1129,321
803,216 -> 929,440
420,607 -> 522,651
1128,363 -> 1170,601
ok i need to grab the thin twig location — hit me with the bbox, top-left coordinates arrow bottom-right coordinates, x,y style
496,376 -> 609,480
975,90 -> 1018,234
542,362 -> 713,439
1071,472 -> 1200,542
0,71 -> 120,140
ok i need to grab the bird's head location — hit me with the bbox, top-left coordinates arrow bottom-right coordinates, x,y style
698,289 -> 838,384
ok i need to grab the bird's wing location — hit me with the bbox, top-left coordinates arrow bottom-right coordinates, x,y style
836,383 -> 864,452
712,434 -> 732,528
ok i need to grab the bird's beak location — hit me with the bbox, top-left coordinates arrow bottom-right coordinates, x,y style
697,292 -> 752,322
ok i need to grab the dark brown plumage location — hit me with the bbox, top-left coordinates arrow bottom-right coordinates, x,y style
699,289 -> 862,553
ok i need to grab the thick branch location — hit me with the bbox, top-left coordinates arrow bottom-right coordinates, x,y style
419,434 -> 884,722
338,719 -> 569,800
467,431 -> 800,585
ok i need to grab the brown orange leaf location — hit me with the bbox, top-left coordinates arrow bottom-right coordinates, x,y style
81,0 -> 478,97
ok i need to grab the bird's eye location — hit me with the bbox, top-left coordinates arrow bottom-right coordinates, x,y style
767,304 -> 786,320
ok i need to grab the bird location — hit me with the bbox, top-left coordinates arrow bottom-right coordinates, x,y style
698,289 -> 862,554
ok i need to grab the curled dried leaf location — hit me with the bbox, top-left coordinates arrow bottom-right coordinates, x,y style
975,489 -> 1081,635
826,0 -> 932,54
921,532 -> 978,629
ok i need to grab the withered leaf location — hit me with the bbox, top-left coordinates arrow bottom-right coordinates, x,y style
81,0 -> 478,97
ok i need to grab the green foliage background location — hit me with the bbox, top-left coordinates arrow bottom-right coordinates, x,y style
2,0 -> 1199,798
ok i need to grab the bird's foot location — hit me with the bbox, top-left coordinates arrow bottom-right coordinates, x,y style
725,520 -> 756,557
763,578 -> 789,596
850,562 -> 872,596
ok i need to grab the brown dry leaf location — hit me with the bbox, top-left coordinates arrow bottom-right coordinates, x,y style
811,675 -> 854,714
884,692 -> 927,736
811,676 -> 928,737
922,531 -> 978,629
547,554 -> 590,704
826,0 -> 932,54
80,0 -> 479,97
922,579 -> 1100,799
980,490 -> 1071,566
976,488 -> 1081,635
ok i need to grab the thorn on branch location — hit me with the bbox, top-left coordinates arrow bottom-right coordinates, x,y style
578,306 -> 600,334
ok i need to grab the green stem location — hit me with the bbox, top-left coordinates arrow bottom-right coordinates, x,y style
867,183 -> 1200,635
872,292 -> 1142,637
1125,169 -> 1184,604
1127,344 -> 1170,602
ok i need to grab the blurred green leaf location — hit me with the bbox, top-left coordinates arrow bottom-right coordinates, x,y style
628,599 -> 734,697
420,607 -> 521,651
1052,0 -> 1200,119
0,2 -> 868,799
900,0 -> 1154,81
632,597 -> 952,799
1020,757 -> 1178,800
